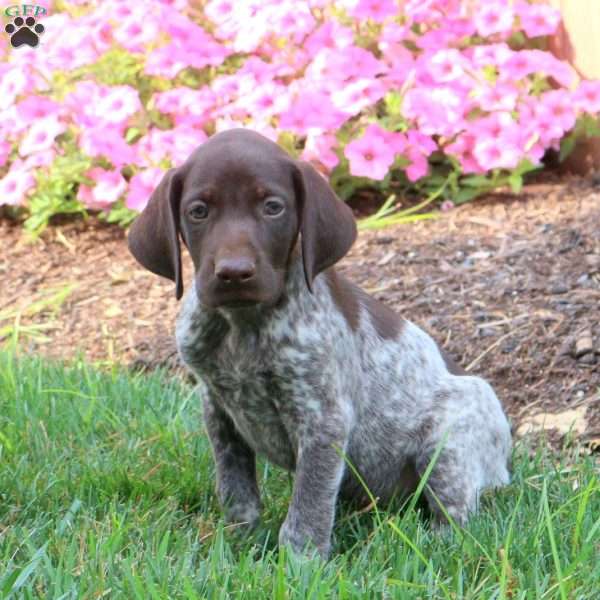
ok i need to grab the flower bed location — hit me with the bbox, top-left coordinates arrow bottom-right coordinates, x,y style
1,0 -> 599,233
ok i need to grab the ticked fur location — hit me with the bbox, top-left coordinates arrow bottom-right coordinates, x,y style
176,254 -> 512,556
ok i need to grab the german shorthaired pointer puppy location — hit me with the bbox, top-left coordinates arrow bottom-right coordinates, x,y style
128,129 -> 512,558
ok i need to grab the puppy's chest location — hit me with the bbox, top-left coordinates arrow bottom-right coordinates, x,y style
202,337 -> 305,469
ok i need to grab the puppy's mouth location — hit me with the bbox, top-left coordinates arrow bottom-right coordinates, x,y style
199,284 -> 269,310
196,270 -> 284,310
216,297 -> 262,309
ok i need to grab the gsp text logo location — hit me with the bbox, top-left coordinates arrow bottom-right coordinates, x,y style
4,4 -> 47,48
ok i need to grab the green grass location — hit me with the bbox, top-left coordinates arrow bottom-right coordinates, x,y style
0,352 -> 598,599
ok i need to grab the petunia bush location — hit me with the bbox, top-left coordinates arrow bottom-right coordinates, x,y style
1,0 -> 600,233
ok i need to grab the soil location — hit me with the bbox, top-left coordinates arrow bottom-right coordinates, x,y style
1,177 -> 599,448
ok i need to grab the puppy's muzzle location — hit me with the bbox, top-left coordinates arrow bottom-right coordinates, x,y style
214,256 -> 256,284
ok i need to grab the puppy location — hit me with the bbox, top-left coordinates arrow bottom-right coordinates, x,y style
128,129 -> 512,558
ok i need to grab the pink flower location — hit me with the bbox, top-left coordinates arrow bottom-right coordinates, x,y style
404,86 -> 467,136
0,168 -> 36,206
19,116 -> 66,156
427,49 -> 467,82
407,130 -> 436,156
515,1 -> 561,38
475,112 -> 519,139
113,16 -> 159,52
137,126 -> 206,166
574,80 -> 600,114
404,131 -> 435,182
305,46 -> 386,89
469,43 -> 512,69
500,50 -> 574,87
161,14 -> 231,70
473,3 -> 514,37
0,67 -> 29,110
96,86 -> 142,126
378,22 -> 410,57
205,0 -> 235,22
351,0 -> 398,22
78,168 -> 127,210
331,79 -> 386,115
268,3 -> 316,44
539,90 -> 577,133
473,136 -> 521,171
406,149 -> 429,181
531,50 -> 575,87
243,82 -> 291,119
279,92 -> 346,135
0,106 -> 21,139
476,83 -> 519,112
473,140 -> 519,171
0,141 -> 11,167
417,18 -> 475,51
154,87 -> 217,128
445,134 -> 483,174
381,45 -> 415,86
79,16 -> 113,54
145,46 -> 188,78
344,124 -> 401,180
302,133 -> 340,171
41,20 -> 100,71
467,112 -> 525,170
22,150 -> 56,170
501,50 -> 533,81
80,127 -> 137,167
126,168 -> 166,211
304,21 -> 354,57
16,96 -> 60,123
517,99 -> 562,147
243,120 -> 279,143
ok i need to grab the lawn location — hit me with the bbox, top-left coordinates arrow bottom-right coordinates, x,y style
0,351 -> 598,599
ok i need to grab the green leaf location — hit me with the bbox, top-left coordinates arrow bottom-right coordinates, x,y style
125,127 -> 142,143
102,200 -> 138,227
384,91 -> 403,116
559,133 -> 577,162
453,186 -> 484,204
276,132 -> 299,158
460,175 -> 492,188
508,173 -> 523,194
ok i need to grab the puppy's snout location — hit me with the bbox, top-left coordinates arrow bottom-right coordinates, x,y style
215,256 -> 256,284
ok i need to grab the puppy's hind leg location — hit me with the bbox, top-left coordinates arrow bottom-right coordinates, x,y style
414,439 -> 478,527
414,377 -> 511,528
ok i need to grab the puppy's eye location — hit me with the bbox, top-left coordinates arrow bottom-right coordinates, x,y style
188,202 -> 209,221
263,198 -> 285,217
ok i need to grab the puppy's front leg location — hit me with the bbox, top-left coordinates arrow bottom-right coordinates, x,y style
279,415 -> 349,559
203,395 -> 261,527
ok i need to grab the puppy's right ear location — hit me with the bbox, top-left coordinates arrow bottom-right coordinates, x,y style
127,168 -> 184,300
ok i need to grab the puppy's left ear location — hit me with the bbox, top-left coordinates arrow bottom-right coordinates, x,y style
127,168 -> 184,300
292,160 -> 357,292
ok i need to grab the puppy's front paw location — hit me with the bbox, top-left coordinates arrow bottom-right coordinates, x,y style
278,517 -> 330,559
224,500 -> 261,529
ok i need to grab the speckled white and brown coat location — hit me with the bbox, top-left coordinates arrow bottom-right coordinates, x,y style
128,129 -> 512,559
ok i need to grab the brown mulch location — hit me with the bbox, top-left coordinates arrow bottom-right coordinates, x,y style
1,177 -> 599,446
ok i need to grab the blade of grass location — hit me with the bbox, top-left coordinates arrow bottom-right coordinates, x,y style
542,480 -> 568,600
357,182 -> 446,231
499,489 -> 524,600
388,520 -> 452,600
333,444 -> 382,529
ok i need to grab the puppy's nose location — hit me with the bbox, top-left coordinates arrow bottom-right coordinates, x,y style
215,257 -> 256,283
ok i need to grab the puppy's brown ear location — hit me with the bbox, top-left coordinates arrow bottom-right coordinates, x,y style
127,168 -> 184,300
293,160 -> 357,292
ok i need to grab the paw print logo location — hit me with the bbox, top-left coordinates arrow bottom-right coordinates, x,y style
5,16 -> 45,48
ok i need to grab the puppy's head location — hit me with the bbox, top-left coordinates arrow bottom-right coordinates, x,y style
128,129 -> 356,309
